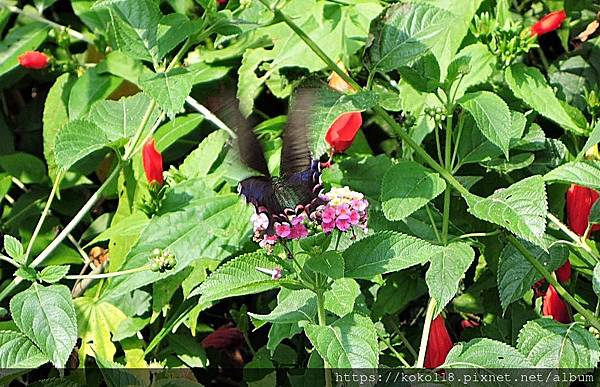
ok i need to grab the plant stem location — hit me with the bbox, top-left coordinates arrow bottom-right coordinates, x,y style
0,255 -> 20,268
185,96 -> 237,138
24,171 -> 63,261
450,229 -> 501,242
65,265 -> 151,280
441,97 -> 454,245
316,288 -> 332,387
506,233 -> 600,331
1,3 -> 94,44
0,165 -> 121,303
425,205 -> 442,244
547,212 -> 599,261
123,100 -> 158,160
415,298 -> 437,368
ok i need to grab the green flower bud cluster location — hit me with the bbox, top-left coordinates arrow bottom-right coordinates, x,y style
424,106 -> 446,125
150,248 -> 176,272
400,113 -> 416,129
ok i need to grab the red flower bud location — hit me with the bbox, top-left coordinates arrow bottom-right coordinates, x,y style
555,260 -> 571,283
530,10 -> 567,36
201,326 -> 245,350
217,0 -> 227,4
460,319 -> 480,330
542,285 -> 571,324
18,51 -> 50,70
142,139 -> 164,185
424,315 -> 453,369
325,111 -> 362,153
566,184 -> 600,236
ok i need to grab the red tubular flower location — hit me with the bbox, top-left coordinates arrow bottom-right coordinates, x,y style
142,139 -> 164,185
325,111 -> 363,153
542,285 -> 571,324
18,51 -> 50,70
424,315 -> 453,369
530,10 -> 567,36
566,184 -> 600,236
555,260 -> 571,283
201,326 -> 245,350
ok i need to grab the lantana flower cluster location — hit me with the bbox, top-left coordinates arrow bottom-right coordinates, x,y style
251,213 -> 309,250
312,186 -> 368,233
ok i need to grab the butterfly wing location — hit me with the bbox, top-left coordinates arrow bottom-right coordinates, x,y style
238,176 -> 284,215
279,86 -> 317,177
204,80 -> 270,177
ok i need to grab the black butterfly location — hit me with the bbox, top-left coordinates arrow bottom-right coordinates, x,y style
206,81 -> 325,232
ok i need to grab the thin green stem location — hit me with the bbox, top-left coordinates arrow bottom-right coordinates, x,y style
441,103 -> 454,244
506,233 -> 600,331
24,171 -> 63,261
316,288 -> 332,387
425,205 -> 442,244
0,255 -> 20,268
415,298 -> 437,368
385,316 -> 418,360
65,265 -> 151,280
380,334 -> 411,367
449,229 -> 501,242
547,213 -> 599,261
123,100 -> 158,160
185,96 -> 237,138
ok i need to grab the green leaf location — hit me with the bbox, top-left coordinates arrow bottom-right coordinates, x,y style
426,242 -> 475,316
517,319 -> 600,368
68,67 -> 122,119
505,64 -> 584,135
9,284 -> 77,368
0,22 -> 49,80
480,153 -> 535,174
465,176 -> 547,247
367,2 -> 451,73
106,179 -> 252,297
343,231 -> 439,279
179,129 -> 229,179
3,235 -> 24,264
154,114 -> 204,152
397,54 -> 440,93
372,270 -> 427,319
139,68 -> 194,118
458,91 -> 512,158
188,251 -> 280,307
443,338 -> 533,368
15,266 -> 38,282
497,239 -> 567,312
304,313 -> 378,368
38,265 -> 70,284
43,73 -> 76,183
87,93 -> 161,142
0,153 -> 47,184
305,251 -> 344,280
579,120 -> 600,159
74,297 -> 127,362
0,331 -> 48,368
95,354 -> 145,387
308,88 -> 378,158
53,119 -> 109,172
593,263 -> 600,297
249,289 -> 317,328
267,323 -> 302,354
543,161 -> 600,191
381,161 -> 446,221
324,278 -> 361,318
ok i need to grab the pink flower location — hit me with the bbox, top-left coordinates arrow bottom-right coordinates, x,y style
322,207 -> 336,223
271,267 -> 282,280
322,220 -> 335,233
251,213 -> 269,231
259,235 -> 277,249
336,217 -> 351,231
351,199 -> 368,212
290,223 -> 308,239
275,222 -> 291,238
349,210 -> 360,225
336,204 -> 352,220
291,215 -> 304,226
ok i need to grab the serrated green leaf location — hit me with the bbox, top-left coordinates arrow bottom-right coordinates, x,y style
443,337 -> 533,368
15,266 -> 38,282
249,289 -> 317,328
0,153 -> 47,184
95,354 -> 146,387
10,284 -> 77,368
139,68 -> 194,118
188,251 -> 280,306
179,129 -> 228,180
154,114 -> 204,152
38,265 -> 70,284
305,251 -> 344,280
459,91 -> 512,158
544,160 -> 600,191
0,330 -> 48,368
68,67 -> 122,119
304,312 -> 378,368
505,64 -> 584,135
343,231 -> 439,278
3,235 -> 24,264
579,120 -> 600,159
74,297 -> 127,362
593,263 -> 600,297
480,153 -> 535,174
448,43 -> 496,100
517,319 -> 600,367
426,242 -> 475,316
267,323 -> 302,354
308,88 -> 378,158
53,119 -> 110,172
497,240 -> 567,312
106,179 -> 252,297
465,176 -> 547,247
324,278 -> 361,318
381,161 -> 446,221
367,3 -> 451,73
